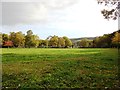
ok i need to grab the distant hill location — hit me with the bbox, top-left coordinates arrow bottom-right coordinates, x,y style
70,37 -> 96,43
70,29 -> 120,43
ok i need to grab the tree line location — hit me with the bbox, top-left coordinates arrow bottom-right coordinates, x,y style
0,30 -> 119,48
0,30 -> 72,48
73,30 -> 120,48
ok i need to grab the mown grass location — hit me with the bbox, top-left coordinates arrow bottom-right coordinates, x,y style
1,48 -> 119,89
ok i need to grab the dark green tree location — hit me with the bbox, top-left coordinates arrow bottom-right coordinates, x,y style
2,33 -> 9,42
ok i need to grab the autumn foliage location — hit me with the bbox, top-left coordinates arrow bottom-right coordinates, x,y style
3,41 -> 13,47
0,30 -> 120,48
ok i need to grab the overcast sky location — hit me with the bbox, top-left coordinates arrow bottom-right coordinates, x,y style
1,0 -> 118,39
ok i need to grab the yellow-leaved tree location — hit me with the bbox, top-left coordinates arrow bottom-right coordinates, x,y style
112,32 -> 120,47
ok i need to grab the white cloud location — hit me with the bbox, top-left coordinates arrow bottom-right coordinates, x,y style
1,0 -> 118,39
2,2 -> 47,25
2,0 -> 79,25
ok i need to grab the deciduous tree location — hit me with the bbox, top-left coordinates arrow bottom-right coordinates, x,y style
79,38 -> 89,47
9,31 -> 25,47
25,30 -> 39,48
49,35 -> 59,47
9,32 -> 16,47
2,33 -> 9,42
39,40 -> 48,48
58,37 -> 65,48
112,32 -> 120,47
0,33 -> 2,47
63,36 -> 72,48
97,0 -> 120,20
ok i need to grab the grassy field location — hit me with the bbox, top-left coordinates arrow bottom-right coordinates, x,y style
1,48 -> 119,89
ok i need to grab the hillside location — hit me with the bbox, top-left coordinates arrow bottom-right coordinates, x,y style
70,29 -> 120,44
70,37 -> 95,43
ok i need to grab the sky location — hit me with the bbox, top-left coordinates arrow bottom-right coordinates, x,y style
1,0 -> 119,39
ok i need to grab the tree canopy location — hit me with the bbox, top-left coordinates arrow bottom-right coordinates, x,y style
1,30 -> 119,48
97,0 -> 120,20
1,30 -> 73,48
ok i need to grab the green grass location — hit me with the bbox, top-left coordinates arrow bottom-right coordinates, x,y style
1,48 -> 119,89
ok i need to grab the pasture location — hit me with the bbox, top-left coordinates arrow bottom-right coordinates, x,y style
1,48 -> 119,88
